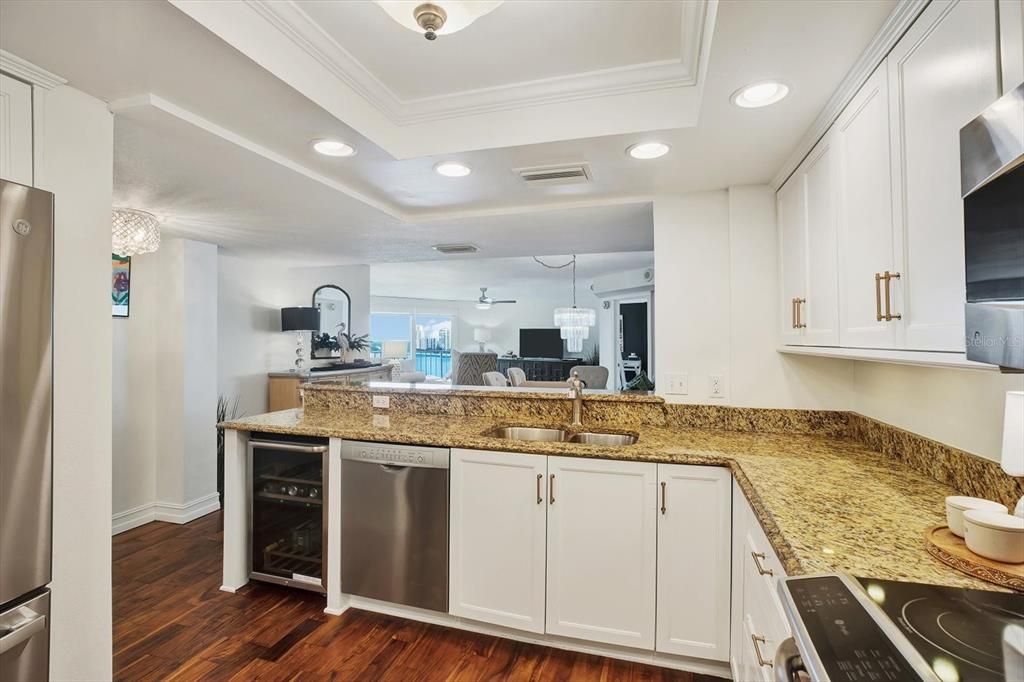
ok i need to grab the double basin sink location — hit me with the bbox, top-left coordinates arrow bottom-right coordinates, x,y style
484,426 -> 638,447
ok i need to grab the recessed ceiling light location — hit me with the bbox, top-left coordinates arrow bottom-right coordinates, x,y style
311,139 -> 356,157
731,81 -> 789,108
434,161 -> 472,177
626,142 -> 670,160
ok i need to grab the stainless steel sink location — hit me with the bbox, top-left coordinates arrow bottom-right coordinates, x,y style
483,426 -> 637,446
484,426 -> 569,442
567,432 -> 638,446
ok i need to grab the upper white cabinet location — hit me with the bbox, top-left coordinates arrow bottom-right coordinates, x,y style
888,0 -> 999,352
656,464 -> 731,660
0,73 -> 33,186
779,0 -> 1003,356
777,135 -> 840,346
545,456 -> 657,650
449,449 -> 547,633
1000,0 -> 1024,93
835,65 -> 901,349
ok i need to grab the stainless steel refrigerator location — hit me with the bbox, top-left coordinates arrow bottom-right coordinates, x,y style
0,178 -> 53,681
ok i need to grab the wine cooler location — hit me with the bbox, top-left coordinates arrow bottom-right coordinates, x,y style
249,434 -> 329,593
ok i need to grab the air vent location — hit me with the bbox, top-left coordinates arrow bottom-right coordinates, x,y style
432,243 -> 479,255
515,163 -> 592,186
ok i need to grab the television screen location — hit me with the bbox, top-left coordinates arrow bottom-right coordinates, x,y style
520,328 -> 564,359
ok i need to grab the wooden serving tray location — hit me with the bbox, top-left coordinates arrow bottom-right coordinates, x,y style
925,525 -> 1024,591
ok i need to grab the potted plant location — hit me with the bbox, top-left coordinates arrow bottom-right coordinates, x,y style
338,331 -> 370,363
311,333 -> 341,358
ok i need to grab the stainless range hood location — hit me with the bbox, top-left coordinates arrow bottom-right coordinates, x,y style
960,83 -> 1024,371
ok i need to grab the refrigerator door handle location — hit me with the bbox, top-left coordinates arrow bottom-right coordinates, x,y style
0,611 -> 46,655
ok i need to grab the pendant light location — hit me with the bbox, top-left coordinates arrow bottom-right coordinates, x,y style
111,208 -> 161,256
535,255 -> 596,353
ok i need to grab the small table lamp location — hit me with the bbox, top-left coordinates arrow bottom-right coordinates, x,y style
1003,390 -> 1024,517
281,307 -> 320,373
473,328 -> 492,352
382,340 -> 409,380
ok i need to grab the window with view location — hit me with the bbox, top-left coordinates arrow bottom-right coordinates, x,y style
370,311 -> 454,379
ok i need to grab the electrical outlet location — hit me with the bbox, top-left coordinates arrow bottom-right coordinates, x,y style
708,375 -> 726,399
372,395 -> 390,409
372,414 -> 391,428
665,373 -> 688,395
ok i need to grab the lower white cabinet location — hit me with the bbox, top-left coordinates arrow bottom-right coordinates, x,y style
656,464 -> 731,660
545,456 -> 658,649
449,449 -> 547,633
731,480 -> 791,682
449,450 -> 733,659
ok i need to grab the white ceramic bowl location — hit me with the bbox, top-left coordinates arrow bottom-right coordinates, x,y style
945,496 -> 1008,537
962,510 -> 1024,564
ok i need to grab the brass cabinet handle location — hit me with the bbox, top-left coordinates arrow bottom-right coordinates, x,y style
883,271 -> 901,321
549,474 -> 555,505
794,298 -> 806,329
751,634 -> 773,668
751,551 -> 774,576
875,272 -> 884,321
536,473 -> 543,504
660,481 -> 667,515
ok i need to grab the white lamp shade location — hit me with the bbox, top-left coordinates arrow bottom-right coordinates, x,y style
1003,391 -> 1024,477
374,1 -> 503,35
382,340 -> 409,359
473,328 -> 492,342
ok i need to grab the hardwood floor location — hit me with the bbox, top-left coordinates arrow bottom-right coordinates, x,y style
114,512 -> 726,681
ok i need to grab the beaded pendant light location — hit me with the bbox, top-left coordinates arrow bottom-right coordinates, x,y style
111,208 -> 161,256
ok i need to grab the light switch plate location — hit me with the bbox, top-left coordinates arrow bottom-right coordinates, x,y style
665,373 -> 688,395
372,395 -> 390,409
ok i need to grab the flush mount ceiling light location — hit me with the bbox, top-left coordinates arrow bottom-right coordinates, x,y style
311,139 -> 356,157
434,161 -> 472,177
374,1 -> 503,40
731,81 -> 790,108
112,208 -> 161,256
626,142 -> 671,160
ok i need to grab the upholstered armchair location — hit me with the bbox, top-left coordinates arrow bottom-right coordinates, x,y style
569,365 -> 609,389
450,350 -> 498,386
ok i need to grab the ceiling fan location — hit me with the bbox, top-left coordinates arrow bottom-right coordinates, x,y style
475,287 -> 516,310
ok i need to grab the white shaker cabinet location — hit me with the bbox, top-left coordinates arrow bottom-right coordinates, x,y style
545,456 -> 657,649
1000,0 -> 1024,93
449,449 -> 547,633
887,0 -> 999,351
0,73 -> 34,186
655,464 -> 731,660
777,135 -> 840,346
835,65 -> 902,349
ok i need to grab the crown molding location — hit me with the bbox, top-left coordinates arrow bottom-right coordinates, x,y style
769,0 -> 930,189
0,50 -> 66,89
245,0 -> 712,126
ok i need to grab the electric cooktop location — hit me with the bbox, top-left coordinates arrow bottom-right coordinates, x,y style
779,574 -> 1024,682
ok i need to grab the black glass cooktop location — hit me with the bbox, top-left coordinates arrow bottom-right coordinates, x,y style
855,577 -> 1023,682
784,575 -> 1023,682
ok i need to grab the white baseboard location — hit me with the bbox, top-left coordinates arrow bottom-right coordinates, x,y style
111,502 -> 157,535
340,595 -> 732,679
112,492 -> 221,535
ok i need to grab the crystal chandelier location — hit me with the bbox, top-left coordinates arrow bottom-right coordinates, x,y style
535,255 -> 596,353
112,208 -> 161,256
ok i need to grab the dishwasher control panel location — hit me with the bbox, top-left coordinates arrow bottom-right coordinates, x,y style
341,441 -> 450,469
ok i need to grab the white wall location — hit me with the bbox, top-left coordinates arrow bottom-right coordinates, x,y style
35,84 -> 114,682
653,187 -> 854,408
112,239 -> 219,527
218,254 -> 370,416
852,363 -> 1024,462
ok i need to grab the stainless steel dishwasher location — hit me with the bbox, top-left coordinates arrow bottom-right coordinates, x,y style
340,441 -> 449,612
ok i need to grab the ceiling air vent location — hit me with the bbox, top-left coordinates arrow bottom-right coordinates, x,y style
432,243 -> 479,255
515,163 -> 592,186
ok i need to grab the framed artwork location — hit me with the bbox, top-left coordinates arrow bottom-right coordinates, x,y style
112,253 -> 131,317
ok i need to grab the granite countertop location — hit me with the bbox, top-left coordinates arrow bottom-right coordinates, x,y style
222,409 -> 1002,591
268,364 -> 388,379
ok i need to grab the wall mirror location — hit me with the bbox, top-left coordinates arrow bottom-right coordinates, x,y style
311,285 -> 351,358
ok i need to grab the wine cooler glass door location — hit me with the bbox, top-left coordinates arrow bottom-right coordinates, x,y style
249,438 -> 328,593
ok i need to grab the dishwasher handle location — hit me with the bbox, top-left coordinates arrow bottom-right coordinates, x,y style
249,439 -> 328,454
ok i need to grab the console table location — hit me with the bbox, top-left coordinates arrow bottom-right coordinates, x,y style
267,364 -> 392,411
497,357 -> 580,382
